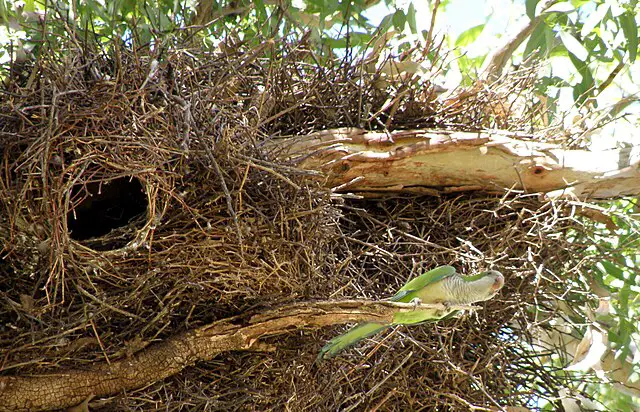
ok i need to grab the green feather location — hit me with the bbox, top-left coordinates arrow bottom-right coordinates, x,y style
459,270 -> 492,282
317,323 -> 387,361
390,265 -> 456,302
392,308 -> 447,324
317,265 -> 503,360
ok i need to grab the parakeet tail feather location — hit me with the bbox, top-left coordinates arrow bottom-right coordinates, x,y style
317,323 -> 388,361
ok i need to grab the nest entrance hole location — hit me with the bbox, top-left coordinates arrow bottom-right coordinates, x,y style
67,176 -> 148,244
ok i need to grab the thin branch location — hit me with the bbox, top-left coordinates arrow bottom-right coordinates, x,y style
480,0 -> 559,82
597,60 -> 625,94
207,151 -> 243,243
423,0 -> 441,57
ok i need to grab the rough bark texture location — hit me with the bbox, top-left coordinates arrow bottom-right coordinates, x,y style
274,128 -> 640,200
0,300 -> 467,411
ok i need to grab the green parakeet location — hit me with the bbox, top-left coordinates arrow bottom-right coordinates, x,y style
318,265 -> 504,360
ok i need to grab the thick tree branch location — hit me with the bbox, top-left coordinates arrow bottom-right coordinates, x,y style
480,0 -> 559,82
271,128 -> 640,200
0,300 -> 474,412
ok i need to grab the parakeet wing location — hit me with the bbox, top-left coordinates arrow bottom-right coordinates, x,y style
390,265 -> 456,302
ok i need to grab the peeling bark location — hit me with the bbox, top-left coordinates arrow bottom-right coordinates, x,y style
272,128 -> 640,200
0,300 -> 471,411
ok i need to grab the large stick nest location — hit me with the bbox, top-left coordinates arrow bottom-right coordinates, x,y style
0,32 -> 591,410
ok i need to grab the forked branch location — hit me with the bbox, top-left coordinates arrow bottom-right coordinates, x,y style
0,300 -> 476,411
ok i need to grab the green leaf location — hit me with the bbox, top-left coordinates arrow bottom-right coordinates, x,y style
456,55 -> 485,76
455,23 -> 485,47
254,0 -> 266,18
570,0 -> 591,6
608,328 -> 621,344
618,284 -> 630,317
323,37 -> 347,49
23,0 -> 37,13
526,0 -> 540,19
378,13 -> 393,31
615,318 -> 633,363
619,11 -> 638,62
559,30 -> 589,61
544,2 -> 575,14
0,2 -> 10,27
407,3 -> 417,34
392,9 -> 405,32
332,32 -> 370,48
599,261 -> 625,281
580,3 -> 609,38
524,21 -> 550,57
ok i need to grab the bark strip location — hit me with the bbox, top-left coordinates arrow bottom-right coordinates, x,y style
272,128 -> 640,200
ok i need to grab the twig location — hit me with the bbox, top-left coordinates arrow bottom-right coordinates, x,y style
209,154 -> 243,243
76,284 -> 143,321
423,0 -> 441,56
481,0 -> 560,82
236,158 -> 302,190
596,60 -> 625,94
447,360 -> 506,411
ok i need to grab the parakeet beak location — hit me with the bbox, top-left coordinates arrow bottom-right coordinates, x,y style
491,272 -> 505,292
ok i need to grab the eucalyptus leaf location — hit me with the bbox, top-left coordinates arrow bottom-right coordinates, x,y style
526,0 -> 540,19
543,2 -> 575,14
392,9 -> 405,32
559,30 -> 589,61
619,11 -> 638,62
580,3 -> 609,38
407,3 -> 417,34
455,23 -> 485,47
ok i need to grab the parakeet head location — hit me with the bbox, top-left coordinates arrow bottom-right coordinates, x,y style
478,270 -> 505,299
443,270 -> 504,304
458,270 -> 505,303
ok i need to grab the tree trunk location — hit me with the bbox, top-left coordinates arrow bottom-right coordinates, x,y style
272,128 -> 640,200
